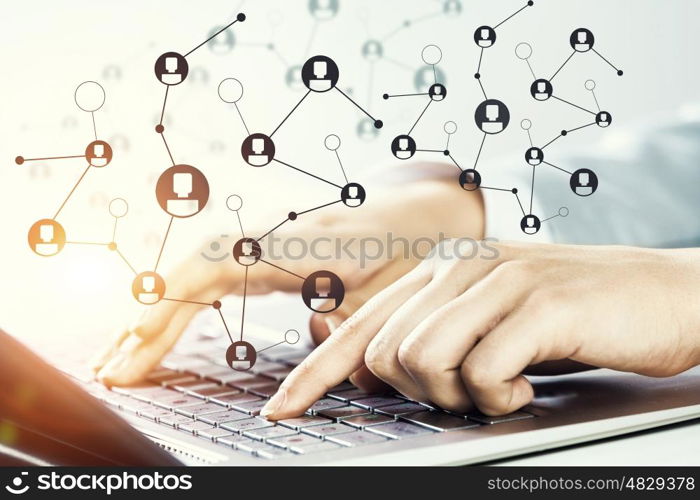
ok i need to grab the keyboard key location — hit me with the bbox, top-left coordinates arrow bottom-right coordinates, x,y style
257,446 -> 292,459
267,433 -> 321,450
248,383 -> 282,398
160,414 -> 195,428
217,434 -> 250,448
306,398 -> 347,415
167,379 -> 218,392
366,421 -> 434,439
112,383 -> 161,397
342,414 -> 393,429
327,387 -> 379,402
120,399 -> 153,413
278,415 -> 332,430
131,389 -> 175,403
179,421 -> 214,434
466,411 -> 534,425
229,375 -> 277,390
400,411 -> 480,432
147,369 -> 185,385
318,406 -> 371,421
197,409 -> 251,425
188,365 -> 234,378
260,366 -> 293,381
351,396 -> 404,410
375,402 -> 427,417
327,430 -> 389,447
176,403 -> 231,418
187,386 -> 240,399
153,394 -> 203,410
209,392 -> 261,407
230,399 -> 268,416
302,423 -> 355,438
291,440 -> 342,454
243,426 -> 299,442
220,417 -> 275,433
250,360 -> 288,374
207,371 -> 256,385
197,427 -> 234,441
237,440 -> 280,455
138,407 -> 174,421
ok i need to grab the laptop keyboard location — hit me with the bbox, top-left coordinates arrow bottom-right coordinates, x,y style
76,340 -> 534,461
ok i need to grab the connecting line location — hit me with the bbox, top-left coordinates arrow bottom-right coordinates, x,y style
112,217 -> 118,241
566,122 -> 597,135
91,112 -> 98,140
259,258 -> 306,281
448,154 -> 464,172
159,86 -> 169,126
20,154 -> 85,163
334,150 -> 349,185
542,161 -> 573,175
160,131 -> 176,166
65,241 -> 109,246
53,164 -> 92,220
303,19 -> 319,58
273,159 -> 343,189
256,217 -> 289,243
591,90 -> 601,112
541,133 -> 563,150
529,165 -> 536,214
513,191 -> 527,216
480,186 -> 514,193
541,211 -> 565,223
115,248 -> 138,275
550,50 -> 576,82
445,132 -> 451,151
551,95 -> 597,116
239,267 -> 248,342
476,78 -> 488,100
407,99 -> 432,135
335,86 -> 380,123
257,340 -> 286,354
297,199 -> 343,216
383,56 -> 414,72
384,92 -> 428,99
494,0 -> 534,30
525,59 -> 537,80
184,16 -> 242,58
526,129 -> 533,147
154,216 -> 174,273
591,48 -> 623,74
473,133 -> 487,170
235,211 -> 245,238
217,308 -> 235,345
417,149 -> 445,153
163,297 -> 214,306
270,90 -> 311,138
476,47 -> 484,74
256,199 -> 344,243
234,102 -> 250,135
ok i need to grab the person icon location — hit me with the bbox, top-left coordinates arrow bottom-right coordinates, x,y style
596,111 -> 612,128
458,169 -> 481,191
132,272 -> 166,305
520,215 -> 541,235
391,135 -> 417,160
362,40 -> 383,62
233,238 -> 262,266
226,341 -> 257,372
429,83 -> 447,101
570,28 -> 594,52
443,0 -> 462,15
302,271 -> 345,313
285,64 -> 304,90
530,79 -> 553,101
154,52 -> 189,86
241,133 -> 275,167
526,147 -> 544,166
474,26 -> 496,48
207,26 -> 235,55
570,168 -> 598,196
341,183 -> 366,207
28,219 -> 66,257
308,0 -> 339,20
357,118 -> 379,141
413,66 -> 446,93
301,55 -> 339,93
85,140 -> 113,167
156,164 -> 209,218
475,99 -> 510,134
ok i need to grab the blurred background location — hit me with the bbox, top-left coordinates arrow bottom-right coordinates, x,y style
1,0 -> 697,352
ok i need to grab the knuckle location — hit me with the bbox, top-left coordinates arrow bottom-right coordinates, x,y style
491,259 -> 533,282
397,338 -> 436,376
460,359 -> 492,390
364,344 -> 393,380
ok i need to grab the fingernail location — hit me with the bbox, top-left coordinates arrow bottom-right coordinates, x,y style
261,388 -> 287,418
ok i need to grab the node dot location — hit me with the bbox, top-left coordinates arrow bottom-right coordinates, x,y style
443,150 -> 450,156
520,119 -> 532,131
403,20 -> 411,27
374,120 -> 383,129
382,93 -> 389,100
324,134 -> 341,151
515,42 -> 533,60
443,120 -> 458,134
237,13 -> 246,22
617,70 -> 624,76
474,73 -> 481,79
226,194 -> 243,212
559,207 -> 570,217
528,0 -> 534,5
584,79 -> 596,91
155,124 -> 165,134
421,44 -> 443,66
285,329 -> 301,345
288,211 -> 298,221
267,43 -> 274,50
212,300 -> 222,309
561,130 -> 568,136
15,156 -> 24,165
108,242 -> 117,251
512,188 -> 518,194
109,198 -> 129,218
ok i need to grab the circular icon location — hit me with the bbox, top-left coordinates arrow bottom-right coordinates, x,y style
74,81 -> 106,112
218,78 -> 244,103
520,119 -> 532,131
391,135 -> 417,160
444,121 -> 458,135
85,140 -> 113,167
341,183 -> 366,208
596,111 -> 612,128
570,28 -> 594,53
570,168 -> 598,197
302,271 -> 345,313
357,117 -> 379,141
155,52 -> 189,86
301,55 -> 339,93
525,147 -> 544,166
530,78 -> 553,101
520,215 -> 541,235
285,329 -> 301,344
584,79 -> 596,91
559,207 -> 570,217
28,219 -> 66,257
241,133 -> 275,167
226,341 -> 257,372
429,83 -> 447,101
459,169 -> 481,191
155,164 -> 209,218
474,26 -> 496,48
309,0 -> 339,20
207,25 -> 236,55
233,238 -> 261,266
421,44 -> 443,65
475,99 -> 510,134
443,0 -> 462,16
226,194 -> 243,211
109,198 -> 129,218
515,42 -> 533,60
285,64 -> 304,90
324,134 -> 341,151
132,271 -> 166,305
414,65 -> 446,93
362,39 -> 384,61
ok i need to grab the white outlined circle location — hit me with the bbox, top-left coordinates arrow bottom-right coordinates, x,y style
109,198 -> 129,218
226,194 -> 243,211
443,121 -> 458,135
584,79 -> 596,91
324,134 -> 341,151
559,207 -> 570,217
74,81 -> 106,112
515,42 -> 533,60
520,119 -> 532,131
218,78 -> 244,103
285,329 -> 300,344
421,44 -> 442,66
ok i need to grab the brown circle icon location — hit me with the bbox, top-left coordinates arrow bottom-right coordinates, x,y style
226,341 -> 257,371
28,219 -> 66,257
155,165 -> 209,218
86,140 -> 113,167
132,271 -> 166,305
233,237 -> 262,266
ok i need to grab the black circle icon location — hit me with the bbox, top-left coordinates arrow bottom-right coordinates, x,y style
155,52 -> 189,86
241,133 -> 275,167
391,135 -> 417,160
520,215 -> 541,235
341,183 -> 366,208
525,147 -> 544,166
86,140 -> 113,167
596,111 -> 612,128
474,26 -> 496,48
459,169 -> 481,191
301,55 -> 339,93
570,28 -> 595,53
429,83 -> 447,101
302,271 -> 345,313
226,341 -> 257,371
530,79 -> 553,101
474,99 -> 510,135
233,237 -> 262,266
570,168 -> 598,197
